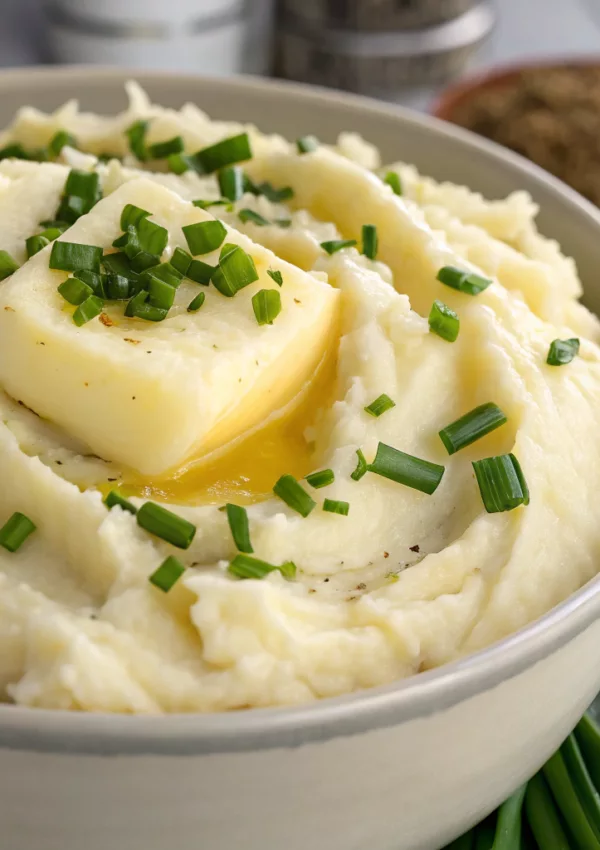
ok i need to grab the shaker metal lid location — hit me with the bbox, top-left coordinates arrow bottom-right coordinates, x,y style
278,0 -> 479,32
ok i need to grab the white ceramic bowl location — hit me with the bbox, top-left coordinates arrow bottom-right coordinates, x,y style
1,67 -> 600,850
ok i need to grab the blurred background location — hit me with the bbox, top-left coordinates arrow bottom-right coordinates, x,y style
5,0 -> 600,203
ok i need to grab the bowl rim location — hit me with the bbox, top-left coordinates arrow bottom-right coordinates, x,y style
1,65 -> 600,755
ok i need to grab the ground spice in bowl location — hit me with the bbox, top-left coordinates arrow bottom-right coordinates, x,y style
440,65 -> 600,206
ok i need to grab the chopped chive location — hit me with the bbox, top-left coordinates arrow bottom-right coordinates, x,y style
187,259 -> 214,285
56,195 -> 86,225
0,143 -> 30,160
192,198 -> 230,210
148,276 -> 176,310
170,247 -> 192,276
364,393 -> 395,418
40,219 -> 70,232
220,242 -> 237,260
137,501 -> 196,549
547,338 -> 580,366
0,250 -> 19,280
25,234 -> 50,258
126,119 -> 149,161
361,224 -> 378,260
252,289 -> 281,325
124,218 -> 168,262
255,182 -> 294,203
323,499 -> 349,516
104,490 -> 137,514
106,273 -> 131,301
193,133 -> 252,173
273,474 -> 316,517
50,241 -> 102,272
305,469 -> 335,489
131,303 -> 169,322
383,171 -> 402,195
183,220 -> 227,255
139,262 -> 182,289
120,204 -> 150,232
429,300 -> 460,342
211,245 -> 258,297
130,251 -> 160,273
167,152 -> 191,174
187,291 -> 206,312
64,169 -> 101,201
437,265 -> 493,296
149,556 -> 186,592
125,289 -> 148,318
0,512 -> 36,552
267,269 -> 283,286
238,208 -> 269,226
225,503 -> 253,553
473,453 -> 529,513
297,135 -> 319,154
439,402 -> 507,455
101,252 -> 136,280
218,165 -> 244,202
38,226 -> 63,243
320,239 -> 357,255
148,135 -> 184,159
58,276 -> 93,305
72,294 -> 103,326
368,443 -> 444,495
49,130 -> 76,156
74,269 -> 107,298
112,232 -> 128,249
228,553 -> 296,580
351,448 -> 368,481
275,218 -> 292,229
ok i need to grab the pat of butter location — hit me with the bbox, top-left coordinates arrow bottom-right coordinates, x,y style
0,178 -> 339,476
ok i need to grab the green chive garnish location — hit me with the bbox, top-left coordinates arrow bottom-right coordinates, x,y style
106,274 -> 131,300
383,172 -> 402,195
120,204 -> 150,231
148,136 -> 184,160
255,182 -> 294,203
473,453 -> 529,513
147,276 -> 176,311
439,403 -> 507,455
361,224 -> 378,260
26,234 -> 50,258
75,269 -> 108,298
306,469 -> 335,489
351,449 -> 368,481
183,220 -> 227,255
192,199 -> 231,210
49,130 -> 76,157
104,490 -> 137,514
170,247 -> 192,276
429,300 -> 460,342
131,303 -> 169,323
228,553 -> 296,580
125,289 -> 148,318
267,269 -> 283,286
323,499 -> 349,516
320,239 -> 357,255
193,133 -> 252,174
0,250 -> 19,280
0,143 -> 29,161
239,209 -> 269,226
225,503 -> 253,553
58,276 -> 93,305
57,170 -> 102,223
364,394 -> 395,418
126,119 -> 149,161
297,135 -> 319,154
40,219 -> 70,233
124,218 -> 168,262
167,153 -> 191,174
50,241 -> 102,272
437,265 -> 493,296
273,474 -> 316,517
252,289 -> 281,325
187,291 -> 206,312
211,245 -> 258,297
149,556 -> 186,592
137,502 -> 196,549
547,338 -> 580,366
101,252 -> 138,282
275,218 -> 292,229
0,512 -> 36,552
218,165 -> 244,202
187,259 -> 214,285
73,294 -> 103,326
368,443 -> 445,495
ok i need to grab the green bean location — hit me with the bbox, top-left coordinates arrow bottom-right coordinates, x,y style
475,817 -> 496,850
543,749 -> 600,849
492,783 -> 527,849
444,831 -> 475,850
561,733 -> 600,842
575,713 -> 600,791
525,772 -> 570,850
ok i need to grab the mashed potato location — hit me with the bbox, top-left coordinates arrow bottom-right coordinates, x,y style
0,83 -> 599,713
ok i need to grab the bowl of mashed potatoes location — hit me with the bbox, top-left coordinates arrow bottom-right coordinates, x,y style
1,67 -> 600,850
